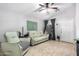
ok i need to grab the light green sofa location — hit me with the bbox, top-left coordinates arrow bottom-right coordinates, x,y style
29,31 -> 49,45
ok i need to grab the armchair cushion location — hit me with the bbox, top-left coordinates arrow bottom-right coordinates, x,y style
5,32 -> 20,43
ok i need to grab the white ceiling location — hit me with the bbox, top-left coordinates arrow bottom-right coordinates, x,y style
0,3 -> 74,19
0,3 -> 36,15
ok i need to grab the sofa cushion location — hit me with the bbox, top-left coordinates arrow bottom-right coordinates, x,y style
29,31 -> 43,38
33,35 -> 48,41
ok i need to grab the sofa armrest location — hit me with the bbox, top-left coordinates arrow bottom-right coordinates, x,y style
44,34 -> 49,37
1,42 -> 22,56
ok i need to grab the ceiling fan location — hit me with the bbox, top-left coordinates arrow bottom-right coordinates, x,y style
34,3 -> 59,12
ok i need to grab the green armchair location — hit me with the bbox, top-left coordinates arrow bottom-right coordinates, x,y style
1,32 -> 30,56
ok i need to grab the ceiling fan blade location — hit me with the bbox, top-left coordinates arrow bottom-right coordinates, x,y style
38,8 -> 46,12
51,7 -> 59,10
49,7 -> 59,12
51,3 -> 54,5
39,4 -> 45,7
34,7 -> 42,12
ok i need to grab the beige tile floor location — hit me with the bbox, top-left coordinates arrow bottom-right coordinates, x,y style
0,49 -> 4,56
25,40 -> 76,56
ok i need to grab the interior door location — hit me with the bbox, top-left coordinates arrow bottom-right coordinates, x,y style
60,20 -> 74,43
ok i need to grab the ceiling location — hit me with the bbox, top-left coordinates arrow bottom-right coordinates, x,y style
0,3 -> 74,19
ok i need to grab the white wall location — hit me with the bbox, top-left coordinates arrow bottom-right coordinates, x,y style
76,3 -> 79,39
53,4 -> 75,43
0,10 -> 25,42
0,10 -> 43,42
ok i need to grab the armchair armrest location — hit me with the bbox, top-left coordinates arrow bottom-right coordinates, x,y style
1,42 -> 22,56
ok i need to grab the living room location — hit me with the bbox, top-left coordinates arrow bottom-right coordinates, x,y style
0,3 -> 78,56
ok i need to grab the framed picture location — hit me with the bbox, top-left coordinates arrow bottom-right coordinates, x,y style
27,21 -> 37,31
